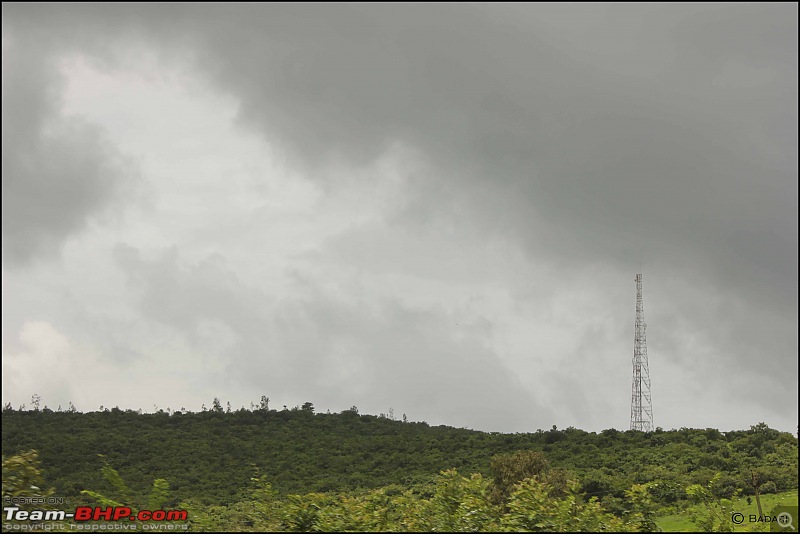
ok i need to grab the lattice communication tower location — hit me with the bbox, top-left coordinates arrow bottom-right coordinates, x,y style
630,273 -> 653,431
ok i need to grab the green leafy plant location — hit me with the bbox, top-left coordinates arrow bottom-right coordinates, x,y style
2,450 -> 54,509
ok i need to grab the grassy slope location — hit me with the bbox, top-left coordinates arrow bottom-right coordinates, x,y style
656,489 -> 799,532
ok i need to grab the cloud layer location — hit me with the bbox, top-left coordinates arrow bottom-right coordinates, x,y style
2,4 -> 796,432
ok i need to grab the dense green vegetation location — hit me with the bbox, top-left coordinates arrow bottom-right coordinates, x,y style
2,403 -> 797,531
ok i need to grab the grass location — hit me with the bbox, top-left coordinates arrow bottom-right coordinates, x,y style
656,490 -> 799,532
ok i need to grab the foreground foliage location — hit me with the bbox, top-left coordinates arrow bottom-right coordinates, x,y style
2,450 -> 53,509
85,459 -> 639,531
3,440 -> 797,532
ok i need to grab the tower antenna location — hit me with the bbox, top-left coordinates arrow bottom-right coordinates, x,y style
630,273 -> 653,431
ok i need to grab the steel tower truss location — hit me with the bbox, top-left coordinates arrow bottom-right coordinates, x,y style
630,274 -> 653,432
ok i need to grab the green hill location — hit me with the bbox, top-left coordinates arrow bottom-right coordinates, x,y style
2,406 -> 796,511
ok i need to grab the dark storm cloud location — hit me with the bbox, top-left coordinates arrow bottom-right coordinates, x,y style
4,4 -> 795,300
2,27 -> 137,265
173,3 -> 798,317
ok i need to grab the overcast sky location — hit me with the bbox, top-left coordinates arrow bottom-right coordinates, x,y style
2,3 -> 797,433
